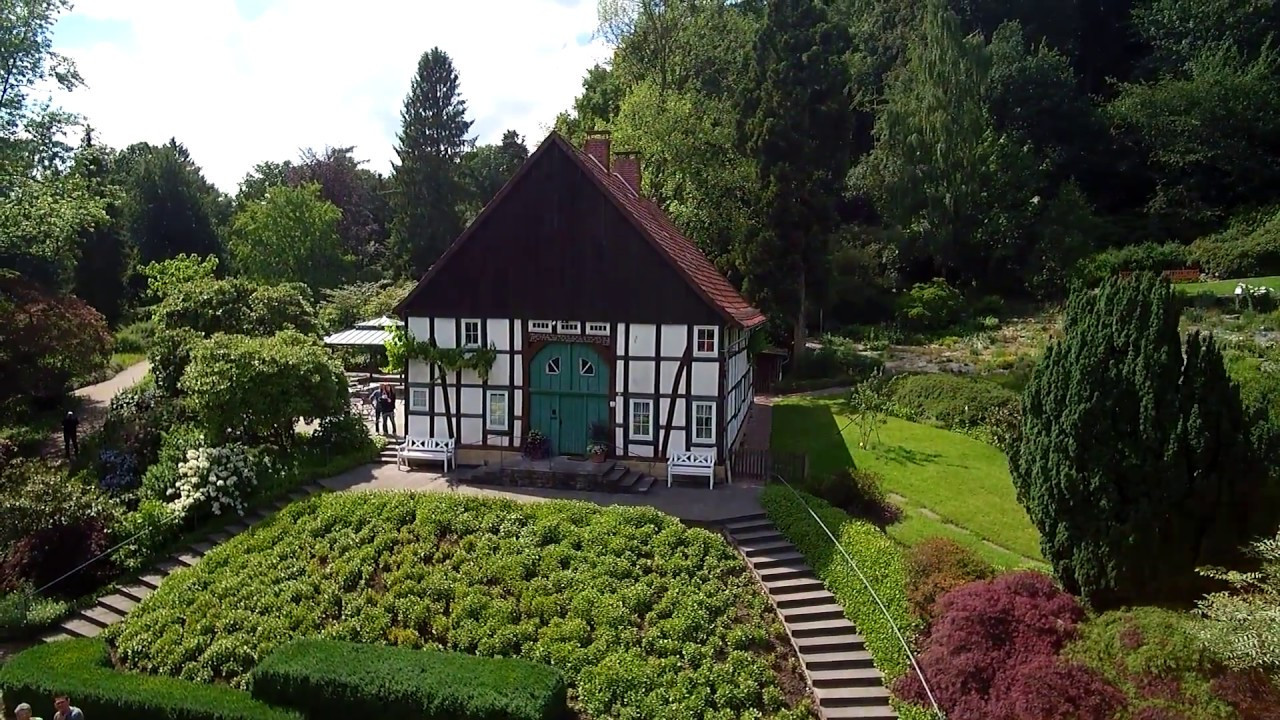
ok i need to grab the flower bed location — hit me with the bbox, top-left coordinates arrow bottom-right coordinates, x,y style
106,493 -> 812,719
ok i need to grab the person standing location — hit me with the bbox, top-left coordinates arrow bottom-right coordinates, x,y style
61,411 -> 79,458
379,383 -> 397,437
52,695 -> 82,720
14,702 -> 43,720
367,384 -> 384,430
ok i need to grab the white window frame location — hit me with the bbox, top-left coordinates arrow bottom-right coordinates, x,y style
545,356 -> 561,375
462,319 -> 481,348
692,400 -> 715,443
586,322 -> 609,336
529,320 -> 553,333
557,321 -> 581,334
409,387 -> 429,411
694,325 -> 719,357
485,390 -> 509,431
579,357 -> 595,376
629,398 -> 654,441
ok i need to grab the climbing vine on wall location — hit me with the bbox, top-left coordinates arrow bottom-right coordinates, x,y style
383,325 -> 498,382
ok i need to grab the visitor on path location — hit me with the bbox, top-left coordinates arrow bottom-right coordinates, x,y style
51,695 -> 82,720
379,383 -> 397,437
367,384 -> 384,427
14,702 -> 42,720
61,411 -> 79,458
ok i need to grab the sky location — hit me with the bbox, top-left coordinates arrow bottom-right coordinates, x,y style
50,0 -> 612,192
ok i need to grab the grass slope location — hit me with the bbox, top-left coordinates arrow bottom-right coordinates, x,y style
106,493 -> 811,720
771,395 -> 1044,563
1177,276 -> 1280,296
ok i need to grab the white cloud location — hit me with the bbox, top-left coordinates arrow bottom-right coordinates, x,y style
53,0 -> 611,192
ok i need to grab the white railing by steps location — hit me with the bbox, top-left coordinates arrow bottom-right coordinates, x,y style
769,472 -> 944,718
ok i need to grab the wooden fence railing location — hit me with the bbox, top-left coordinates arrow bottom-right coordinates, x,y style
1118,268 -> 1202,283
730,449 -> 808,482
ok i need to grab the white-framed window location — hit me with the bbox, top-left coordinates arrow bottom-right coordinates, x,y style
692,401 -> 715,443
486,390 -> 509,430
462,319 -> 481,348
579,357 -> 596,376
586,322 -> 609,336
629,399 -> 653,440
529,320 -> 553,333
409,387 -> 429,411
545,356 -> 561,375
558,321 -> 581,334
694,326 -> 718,356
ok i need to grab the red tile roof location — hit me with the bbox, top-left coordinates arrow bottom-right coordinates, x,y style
555,134 -> 767,329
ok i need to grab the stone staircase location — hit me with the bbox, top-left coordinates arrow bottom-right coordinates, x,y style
723,513 -> 898,720
40,484 -> 326,643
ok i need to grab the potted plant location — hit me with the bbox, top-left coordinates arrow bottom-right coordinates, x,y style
587,421 -> 611,463
522,430 -> 550,460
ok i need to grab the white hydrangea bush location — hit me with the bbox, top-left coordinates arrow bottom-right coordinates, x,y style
168,444 -> 258,518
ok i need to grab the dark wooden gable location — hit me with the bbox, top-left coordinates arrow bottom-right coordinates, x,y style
398,138 -> 722,325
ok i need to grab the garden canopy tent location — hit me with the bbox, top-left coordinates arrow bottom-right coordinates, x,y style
323,316 -> 403,347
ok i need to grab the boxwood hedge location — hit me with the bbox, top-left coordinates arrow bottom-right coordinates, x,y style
0,638 -> 299,720
250,639 -> 567,720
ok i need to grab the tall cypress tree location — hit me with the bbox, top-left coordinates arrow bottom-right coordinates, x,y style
71,136 -> 132,325
738,0 -> 855,359
1012,274 -> 1270,608
390,48 -> 473,279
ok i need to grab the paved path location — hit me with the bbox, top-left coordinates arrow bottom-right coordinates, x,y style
41,361 -> 150,460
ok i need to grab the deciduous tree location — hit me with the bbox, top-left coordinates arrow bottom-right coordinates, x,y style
229,182 -> 350,292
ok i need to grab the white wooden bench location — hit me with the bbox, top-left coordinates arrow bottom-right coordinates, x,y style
397,437 -> 456,473
667,450 -> 717,489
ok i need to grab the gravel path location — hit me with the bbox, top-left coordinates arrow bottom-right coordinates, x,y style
40,361 -> 150,460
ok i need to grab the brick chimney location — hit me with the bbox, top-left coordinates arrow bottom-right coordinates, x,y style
583,130 -> 611,171
613,152 -> 642,195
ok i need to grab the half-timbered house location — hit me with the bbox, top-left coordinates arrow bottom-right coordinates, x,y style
394,130 -> 766,478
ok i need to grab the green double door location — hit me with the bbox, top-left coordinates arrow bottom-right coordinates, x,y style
529,343 -> 611,456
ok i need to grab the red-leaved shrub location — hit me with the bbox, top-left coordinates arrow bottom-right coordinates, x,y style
0,276 -> 111,404
994,656 -> 1125,720
904,537 -> 996,621
894,571 -> 1119,719
0,517 -> 115,598
1212,670 -> 1280,720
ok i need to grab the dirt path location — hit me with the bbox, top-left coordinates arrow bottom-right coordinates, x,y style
40,361 -> 151,460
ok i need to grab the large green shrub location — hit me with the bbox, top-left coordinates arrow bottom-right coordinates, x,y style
246,283 -> 319,336
1188,207 -> 1280,278
1012,275 -> 1271,607
884,372 -> 1019,432
0,637 -> 299,720
895,278 -> 964,331
1194,530 -> 1280,681
760,484 -> 919,680
250,639 -> 568,720
1076,242 -> 1189,285
787,335 -> 884,387
153,279 -> 318,339
180,331 -> 347,444
147,327 -> 202,396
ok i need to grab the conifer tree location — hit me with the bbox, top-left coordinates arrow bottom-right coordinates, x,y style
1012,274 -> 1270,608
390,48 -> 473,279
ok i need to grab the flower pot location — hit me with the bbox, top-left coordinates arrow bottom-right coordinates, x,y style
589,450 -> 606,463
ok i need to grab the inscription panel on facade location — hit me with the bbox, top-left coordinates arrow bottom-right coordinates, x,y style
529,332 -> 612,346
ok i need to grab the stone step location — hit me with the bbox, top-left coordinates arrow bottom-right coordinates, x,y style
780,602 -> 847,623
208,531 -> 233,543
303,484 -> 322,495
762,575 -> 825,593
802,649 -> 875,671
117,584 -> 153,602
40,631 -> 74,643
755,563 -> 812,582
79,605 -> 123,628
61,618 -> 103,638
173,551 -> 201,567
774,589 -> 835,608
286,490 -> 308,501
225,522 -> 249,534
816,684 -> 892,707
97,594 -> 137,615
190,540 -> 214,554
741,539 -> 796,555
808,667 -> 884,688
787,617 -> 858,638
821,706 -> 898,719
731,528 -> 784,543
751,550 -> 807,569
245,509 -> 271,523
723,517 -> 773,533
794,634 -> 866,653
617,470 -> 640,489
634,475 -> 656,494
603,466 -> 628,485
137,572 -> 167,589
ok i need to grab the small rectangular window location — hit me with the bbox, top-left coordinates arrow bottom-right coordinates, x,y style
694,326 -> 718,356
558,321 -> 581,334
486,391 -> 508,430
692,401 -> 715,443
586,322 -> 609,336
630,399 -> 653,440
409,388 -> 429,411
462,319 -> 481,348
529,320 -> 553,333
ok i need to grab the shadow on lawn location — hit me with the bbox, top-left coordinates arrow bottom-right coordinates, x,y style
772,401 -> 855,477
876,444 -> 944,467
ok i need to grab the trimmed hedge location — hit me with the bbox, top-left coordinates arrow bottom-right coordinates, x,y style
0,638 -> 299,720
884,373 -> 1018,431
760,485 -> 920,679
250,638 -> 568,720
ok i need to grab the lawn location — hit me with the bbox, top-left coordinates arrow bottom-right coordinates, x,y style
771,394 -> 1044,564
106,492 -> 812,719
1176,276 -> 1280,296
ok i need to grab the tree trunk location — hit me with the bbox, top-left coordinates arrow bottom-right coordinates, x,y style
792,268 -> 806,363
